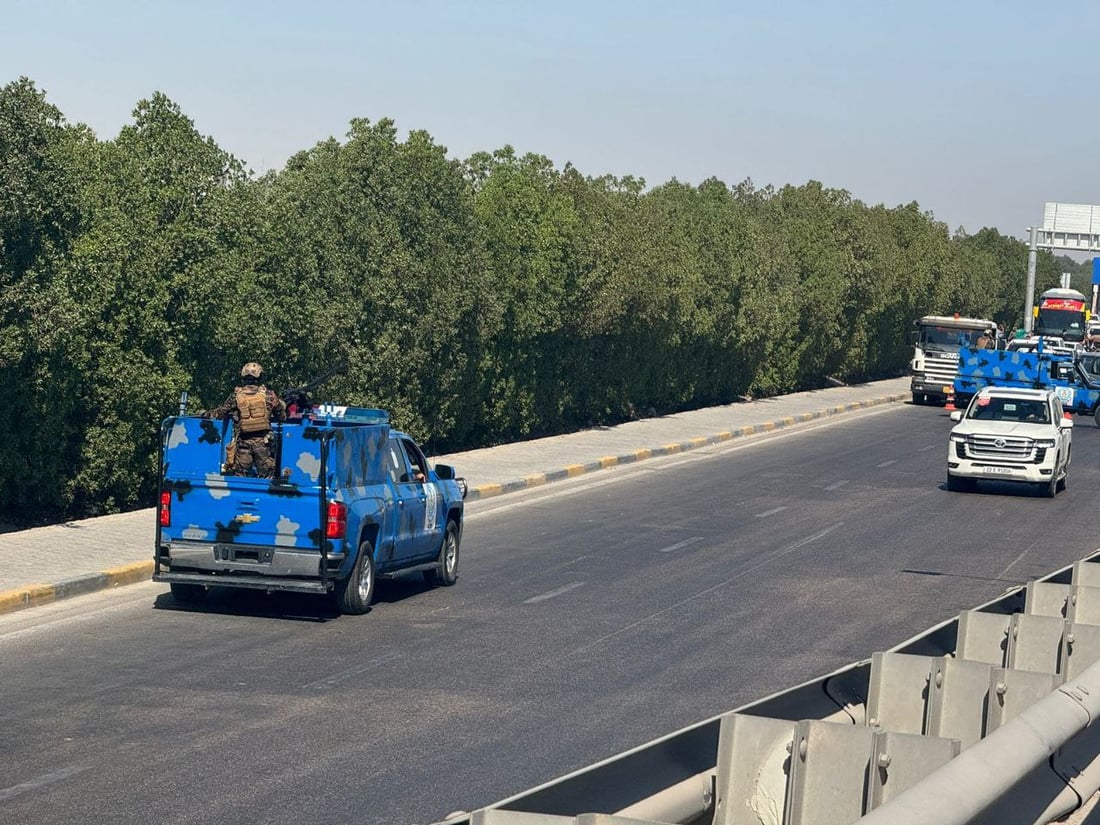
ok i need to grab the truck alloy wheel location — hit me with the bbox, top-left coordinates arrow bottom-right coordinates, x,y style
426,522 -> 460,587
335,539 -> 375,615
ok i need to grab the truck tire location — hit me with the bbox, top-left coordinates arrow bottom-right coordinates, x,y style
912,393 -> 924,406
170,582 -> 207,604
425,521 -> 460,587
1094,405 -> 1100,428
335,539 -> 375,615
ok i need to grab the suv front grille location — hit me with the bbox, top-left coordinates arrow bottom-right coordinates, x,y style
959,434 -> 1039,462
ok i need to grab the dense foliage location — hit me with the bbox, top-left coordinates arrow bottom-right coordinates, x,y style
0,78 -> 1091,524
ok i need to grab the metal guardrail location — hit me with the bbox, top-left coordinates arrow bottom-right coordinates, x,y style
433,552 -> 1100,825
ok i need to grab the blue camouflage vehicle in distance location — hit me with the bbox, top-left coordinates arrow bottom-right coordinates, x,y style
154,405 -> 467,614
954,342 -> 1100,427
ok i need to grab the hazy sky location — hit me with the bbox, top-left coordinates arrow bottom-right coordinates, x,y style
5,0 -> 1098,239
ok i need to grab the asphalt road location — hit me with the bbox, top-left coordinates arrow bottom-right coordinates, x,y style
2,402 -> 1098,825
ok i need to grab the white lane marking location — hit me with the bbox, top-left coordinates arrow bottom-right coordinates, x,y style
755,507 -> 787,518
877,459 -> 897,468
996,536 -> 1045,582
568,523 -> 844,657
302,652 -> 405,689
0,765 -> 89,802
465,405 -> 906,521
657,536 -> 705,554
824,480 -> 850,491
524,582 -> 585,604
918,444 -> 938,452
781,525 -> 843,553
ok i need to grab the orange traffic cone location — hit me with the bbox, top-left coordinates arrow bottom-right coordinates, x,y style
945,392 -> 956,412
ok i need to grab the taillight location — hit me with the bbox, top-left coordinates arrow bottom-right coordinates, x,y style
159,490 -> 171,527
325,500 -> 347,539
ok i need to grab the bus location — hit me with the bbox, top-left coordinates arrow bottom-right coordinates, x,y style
1035,287 -> 1088,343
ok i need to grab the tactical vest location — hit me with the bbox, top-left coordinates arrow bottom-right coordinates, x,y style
235,385 -> 271,434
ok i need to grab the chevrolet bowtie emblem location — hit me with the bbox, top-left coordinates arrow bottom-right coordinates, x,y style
233,513 -> 261,524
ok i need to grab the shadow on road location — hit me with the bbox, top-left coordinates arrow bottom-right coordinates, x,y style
151,576 -> 438,620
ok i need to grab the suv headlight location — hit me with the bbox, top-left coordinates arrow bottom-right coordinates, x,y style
1035,439 -> 1057,448
949,434 -> 967,443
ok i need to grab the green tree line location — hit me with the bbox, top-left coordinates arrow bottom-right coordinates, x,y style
0,77 -> 1087,525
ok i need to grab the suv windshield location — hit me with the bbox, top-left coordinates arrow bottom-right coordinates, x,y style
967,396 -> 1050,424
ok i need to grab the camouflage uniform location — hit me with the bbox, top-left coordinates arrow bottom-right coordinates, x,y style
206,385 -> 286,478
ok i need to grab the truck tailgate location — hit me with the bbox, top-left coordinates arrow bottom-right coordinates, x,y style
160,418 -> 325,550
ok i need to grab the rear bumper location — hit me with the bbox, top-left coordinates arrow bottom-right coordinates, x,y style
157,540 -> 344,579
153,570 -> 331,594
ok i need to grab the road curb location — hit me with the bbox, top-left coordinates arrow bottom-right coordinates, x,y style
0,390 -> 908,616
464,392 -> 909,502
0,560 -> 154,616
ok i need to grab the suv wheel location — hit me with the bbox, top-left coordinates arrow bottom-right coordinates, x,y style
1043,475 -> 1058,498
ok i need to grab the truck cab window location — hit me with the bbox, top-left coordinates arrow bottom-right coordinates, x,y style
401,440 -> 428,483
385,443 -> 409,484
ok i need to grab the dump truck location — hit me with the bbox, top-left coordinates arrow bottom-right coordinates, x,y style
909,314 -> 995,405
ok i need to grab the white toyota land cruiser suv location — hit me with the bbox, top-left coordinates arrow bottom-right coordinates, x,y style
947,386 -> 1072,496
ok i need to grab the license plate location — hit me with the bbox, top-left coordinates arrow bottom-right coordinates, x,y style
983,467 -> 1013,475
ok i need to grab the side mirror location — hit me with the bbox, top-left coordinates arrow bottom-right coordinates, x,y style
1061,417 -> 1075,429
434,463 -> 455,480
949,410 -> 963,423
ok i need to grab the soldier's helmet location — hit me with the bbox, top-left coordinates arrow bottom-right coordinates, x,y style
240,362 -> 264,379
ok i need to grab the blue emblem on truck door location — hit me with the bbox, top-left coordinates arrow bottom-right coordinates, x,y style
424,483 -> 439,532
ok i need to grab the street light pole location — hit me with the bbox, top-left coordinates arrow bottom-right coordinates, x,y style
1024,226 -> 1038,333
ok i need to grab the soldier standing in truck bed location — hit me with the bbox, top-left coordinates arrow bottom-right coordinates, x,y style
204,362 -> 286,478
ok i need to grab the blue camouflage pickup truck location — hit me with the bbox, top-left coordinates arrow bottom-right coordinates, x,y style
154,406 -> 466,614
954,343 -> 1100,426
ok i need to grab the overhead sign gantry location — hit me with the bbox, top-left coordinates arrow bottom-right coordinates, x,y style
1025,202 -> 1100,330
